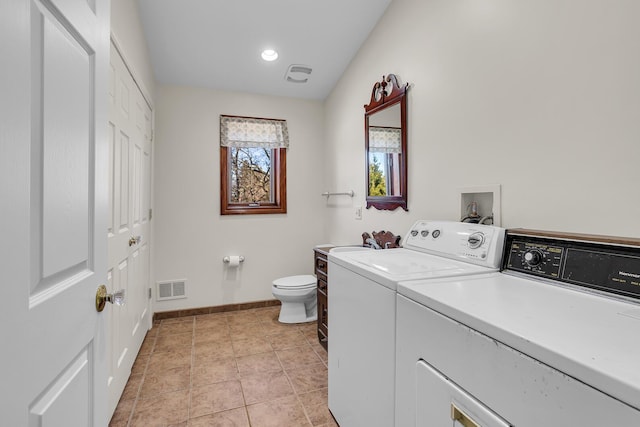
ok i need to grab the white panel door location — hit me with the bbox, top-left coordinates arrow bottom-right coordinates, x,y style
0,0 -> 110,426
107,41 -> 153,416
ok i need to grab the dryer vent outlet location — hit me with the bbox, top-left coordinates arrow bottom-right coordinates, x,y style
157,280 -> 187,301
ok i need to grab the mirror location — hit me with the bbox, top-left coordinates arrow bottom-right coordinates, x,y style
365,74 -> 409,211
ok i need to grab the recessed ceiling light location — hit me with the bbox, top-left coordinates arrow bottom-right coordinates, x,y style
261,49 -> 278,62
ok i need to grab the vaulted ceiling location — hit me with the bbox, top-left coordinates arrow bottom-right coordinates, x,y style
137,0 -> 393,100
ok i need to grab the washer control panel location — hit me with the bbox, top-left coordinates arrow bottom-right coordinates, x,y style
467,232 -> 485,249
403,220 -> 505,268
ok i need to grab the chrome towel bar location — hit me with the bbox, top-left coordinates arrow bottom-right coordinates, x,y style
322,190 -> 354,198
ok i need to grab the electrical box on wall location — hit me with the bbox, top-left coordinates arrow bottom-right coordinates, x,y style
459,185 -> 501,226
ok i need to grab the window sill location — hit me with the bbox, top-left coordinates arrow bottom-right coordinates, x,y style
220,204 -> 287,215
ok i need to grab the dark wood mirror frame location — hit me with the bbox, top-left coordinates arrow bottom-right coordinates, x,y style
364,74 -> 409,211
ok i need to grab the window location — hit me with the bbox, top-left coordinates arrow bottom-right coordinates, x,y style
220,115 -> 288,215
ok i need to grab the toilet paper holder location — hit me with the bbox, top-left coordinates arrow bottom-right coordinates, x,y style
223,256 -> 245,264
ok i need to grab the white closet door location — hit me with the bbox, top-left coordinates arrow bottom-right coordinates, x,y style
107,41 -> 153,416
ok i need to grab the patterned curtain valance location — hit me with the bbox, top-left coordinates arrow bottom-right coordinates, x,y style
369,127 -> 401,153
220,115 -> 289,148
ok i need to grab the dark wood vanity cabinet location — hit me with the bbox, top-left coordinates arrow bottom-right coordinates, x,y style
314,247 -> 331,350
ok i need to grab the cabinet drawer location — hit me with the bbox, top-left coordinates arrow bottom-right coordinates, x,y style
314,247 -> 331,351
315,255 -> 328,275
317,276 -> 327,293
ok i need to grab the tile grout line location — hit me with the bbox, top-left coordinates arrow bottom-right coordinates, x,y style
277,349 -> 315,427
238,312 -> 268,425
125,330 -> 155,427
187,316 -> 195,424
234,318 -> 253,426
289,322 -> 325,425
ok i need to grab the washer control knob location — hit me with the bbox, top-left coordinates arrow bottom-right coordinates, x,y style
523,249 -> 544,266
467,232 -> 484,249
432,229 -> 441,238
421,230 -> 429,237
410,230 -> 418,237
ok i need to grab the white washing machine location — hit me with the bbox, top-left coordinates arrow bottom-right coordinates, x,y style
396,228 -> 640,426
327,220 -> 505,427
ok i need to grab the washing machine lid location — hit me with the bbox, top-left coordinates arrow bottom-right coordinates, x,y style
347,250 -> 482,276
273,275 -> 316,289
329,248 -> 497,290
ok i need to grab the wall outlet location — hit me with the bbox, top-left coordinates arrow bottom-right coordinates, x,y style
355,205 -> 362,220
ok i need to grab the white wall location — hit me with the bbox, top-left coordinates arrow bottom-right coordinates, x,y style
153,85 -> 326,311
110,0 -> 155,101
325,0 -> 640,243
143,0 -> 640,311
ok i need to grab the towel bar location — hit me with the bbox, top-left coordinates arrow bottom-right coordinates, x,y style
321,190 -> 354,198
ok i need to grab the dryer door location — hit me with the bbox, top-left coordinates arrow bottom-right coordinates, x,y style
416,360 -> 512,427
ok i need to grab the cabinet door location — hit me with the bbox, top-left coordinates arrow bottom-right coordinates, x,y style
314,249 -> 329,350
317,288 -> 328,337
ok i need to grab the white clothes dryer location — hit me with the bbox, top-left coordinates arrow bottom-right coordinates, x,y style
327,220 -> 505,427
396,228 -> 640,427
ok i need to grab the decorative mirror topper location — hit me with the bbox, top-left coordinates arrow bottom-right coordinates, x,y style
365,74 -> 409,211
368,74 -> 407,106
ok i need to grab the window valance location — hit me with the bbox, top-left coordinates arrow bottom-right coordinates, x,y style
220,115 -> 289,148
369,127 -> 401,154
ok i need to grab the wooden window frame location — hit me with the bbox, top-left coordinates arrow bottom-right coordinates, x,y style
220,145 -> 287,215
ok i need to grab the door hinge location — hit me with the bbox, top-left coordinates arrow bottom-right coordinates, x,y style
148,287 -> 152,299
149,208 -> 152,220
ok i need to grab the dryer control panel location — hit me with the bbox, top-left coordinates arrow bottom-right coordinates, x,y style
505,241 -> 565,278
504,229 -> 640,302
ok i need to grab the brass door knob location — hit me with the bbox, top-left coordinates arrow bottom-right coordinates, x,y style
128,235 -> 141,246
96,285 -> 126,312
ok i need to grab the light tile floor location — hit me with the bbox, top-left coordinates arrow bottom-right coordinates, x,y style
109,306 -> 337,427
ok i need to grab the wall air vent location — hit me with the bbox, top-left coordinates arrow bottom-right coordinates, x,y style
156,280 -> 187,301
285,64 -> 312,83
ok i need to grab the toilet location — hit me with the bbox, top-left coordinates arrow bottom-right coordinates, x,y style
272,274 -> 317,323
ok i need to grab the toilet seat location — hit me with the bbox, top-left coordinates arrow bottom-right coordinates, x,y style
273,274 -> 316,290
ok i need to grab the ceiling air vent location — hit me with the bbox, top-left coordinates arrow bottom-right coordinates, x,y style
285,64 -> 312,83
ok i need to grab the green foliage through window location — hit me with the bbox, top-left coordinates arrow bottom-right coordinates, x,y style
369,155 -> 387,196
